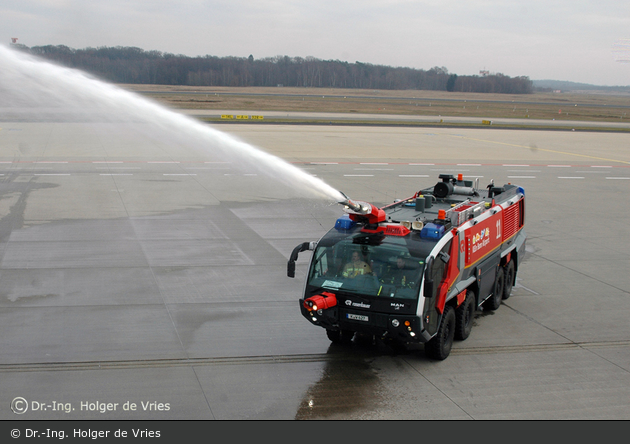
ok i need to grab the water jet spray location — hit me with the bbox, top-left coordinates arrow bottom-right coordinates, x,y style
0,44 -> 344,203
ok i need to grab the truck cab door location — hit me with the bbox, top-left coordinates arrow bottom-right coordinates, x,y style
422,240 -> 452,336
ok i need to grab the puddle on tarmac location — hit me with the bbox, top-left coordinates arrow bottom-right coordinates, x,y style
295,336 -> 388,420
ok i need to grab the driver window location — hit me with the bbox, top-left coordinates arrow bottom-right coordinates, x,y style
313,249 -> 328,278
430,240 -> 452,286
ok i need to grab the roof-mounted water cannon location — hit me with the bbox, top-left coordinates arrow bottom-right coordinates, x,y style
337,191 -> 386,224
338,191 -> 364,213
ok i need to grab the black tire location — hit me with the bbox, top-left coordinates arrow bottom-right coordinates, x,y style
326,329 -> 353,344
455,289 -> 475,340
503,261 -> 515,300
483,267 -> 504,311
425,305 -> 456,360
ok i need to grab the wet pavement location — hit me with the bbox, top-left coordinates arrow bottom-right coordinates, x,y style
1,121 -> 630,420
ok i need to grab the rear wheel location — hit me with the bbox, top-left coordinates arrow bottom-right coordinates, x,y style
455,289 -> 475,340
483,267 -> 504,311
425,305 -> 456,360
503,261 -> 515,300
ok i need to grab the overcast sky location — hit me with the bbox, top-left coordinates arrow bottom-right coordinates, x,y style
2,1 -> 629,86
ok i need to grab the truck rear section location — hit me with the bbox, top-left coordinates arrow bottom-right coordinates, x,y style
288,173 -> 526,360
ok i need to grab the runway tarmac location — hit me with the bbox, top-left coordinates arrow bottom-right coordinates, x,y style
1,119 -> 629,420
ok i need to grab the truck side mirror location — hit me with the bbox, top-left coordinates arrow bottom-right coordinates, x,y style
287,261 -> 296,278
287,242 -> 315,278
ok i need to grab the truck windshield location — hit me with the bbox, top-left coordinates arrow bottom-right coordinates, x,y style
307,238 -> 426,300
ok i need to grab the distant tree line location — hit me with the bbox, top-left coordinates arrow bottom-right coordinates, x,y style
13,44 -> 534,94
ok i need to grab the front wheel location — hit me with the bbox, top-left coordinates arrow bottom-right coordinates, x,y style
326,329 -> 353,345
425,305 -> 456,360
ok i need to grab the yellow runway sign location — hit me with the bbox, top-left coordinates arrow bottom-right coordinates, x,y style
221,115 -> 263,120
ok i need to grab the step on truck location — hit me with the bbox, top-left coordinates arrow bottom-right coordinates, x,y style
287,173 -> 526,360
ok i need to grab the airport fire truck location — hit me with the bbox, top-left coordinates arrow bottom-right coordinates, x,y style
287,173 -> 526,360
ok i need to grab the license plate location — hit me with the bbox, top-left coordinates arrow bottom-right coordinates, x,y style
347,313 -> 369,322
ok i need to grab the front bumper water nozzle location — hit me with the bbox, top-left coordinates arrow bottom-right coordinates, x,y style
338,191 -> 365,214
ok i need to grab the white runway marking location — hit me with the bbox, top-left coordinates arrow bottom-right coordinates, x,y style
509,170 -> 541,173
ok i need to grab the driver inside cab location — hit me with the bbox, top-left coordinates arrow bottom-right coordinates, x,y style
342,251 -> 372,278
382,255 -> 412,287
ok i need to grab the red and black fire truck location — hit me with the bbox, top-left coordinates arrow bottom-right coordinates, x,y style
287,173 -> 526,360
